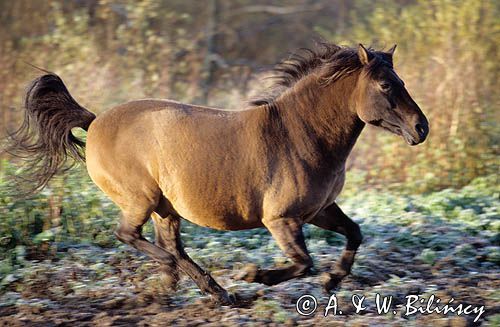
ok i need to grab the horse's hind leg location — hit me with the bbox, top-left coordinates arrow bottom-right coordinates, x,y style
309,202 -> 363,292
152,212 -> 180,290
114,206 -> 178,269
151,211 -> 233,305
91,163 -> 233,304
237,218 -> 313,285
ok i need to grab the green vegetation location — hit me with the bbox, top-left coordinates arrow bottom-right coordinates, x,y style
1,160 -> 497,279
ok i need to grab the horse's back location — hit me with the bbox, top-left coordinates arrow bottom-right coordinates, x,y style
86,98 -> 233,165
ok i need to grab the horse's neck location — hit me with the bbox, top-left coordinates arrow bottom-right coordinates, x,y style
266,73 -> 364,165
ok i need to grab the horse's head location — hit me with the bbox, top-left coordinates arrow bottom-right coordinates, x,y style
353,44 -> 429,145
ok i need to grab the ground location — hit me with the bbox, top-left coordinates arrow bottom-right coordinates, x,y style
0,179 -> 498,326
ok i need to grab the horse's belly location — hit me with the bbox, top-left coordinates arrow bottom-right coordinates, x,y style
181,212 -> 264,231
165,189 -> 264,231
162,168 -> 346,231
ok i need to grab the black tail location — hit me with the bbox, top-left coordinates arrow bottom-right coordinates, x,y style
4,73 -> 96,195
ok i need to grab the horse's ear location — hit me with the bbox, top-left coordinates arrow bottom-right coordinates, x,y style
358,44 -> 372,65
387,44 -> 397,56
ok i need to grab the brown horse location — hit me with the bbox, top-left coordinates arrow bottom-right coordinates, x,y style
7,43 -> 428,305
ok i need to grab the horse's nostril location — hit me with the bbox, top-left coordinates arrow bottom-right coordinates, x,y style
415,123 -> 425,137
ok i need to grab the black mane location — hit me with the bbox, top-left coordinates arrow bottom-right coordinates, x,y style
251,42 -> 393,107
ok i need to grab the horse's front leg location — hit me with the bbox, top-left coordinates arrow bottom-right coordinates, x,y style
309,202 -> 363,292
236,218 -> 313,285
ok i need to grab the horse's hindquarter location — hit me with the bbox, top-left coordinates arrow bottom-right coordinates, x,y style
86,100 -> 171,213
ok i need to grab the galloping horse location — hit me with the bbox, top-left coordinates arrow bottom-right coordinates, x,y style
7,43 -> 428,304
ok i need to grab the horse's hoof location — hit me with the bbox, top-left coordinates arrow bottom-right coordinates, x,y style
306,266 -> 318,276
215,291 -> 237,306
321,272 -> 343,293
234,263 -> 259,283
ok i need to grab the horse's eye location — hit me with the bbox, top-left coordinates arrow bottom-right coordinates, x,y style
380,82 -> 391,92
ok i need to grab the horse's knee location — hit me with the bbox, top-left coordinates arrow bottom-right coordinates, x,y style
114,225 -> 141,245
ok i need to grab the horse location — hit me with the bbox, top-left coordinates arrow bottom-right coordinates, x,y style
6,43 -> 429,305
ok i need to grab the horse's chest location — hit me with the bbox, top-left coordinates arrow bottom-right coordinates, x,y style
263,168 -> 346,220
325,170 -> 346,202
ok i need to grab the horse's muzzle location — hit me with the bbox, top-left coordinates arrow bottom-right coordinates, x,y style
403,116 -> 429,145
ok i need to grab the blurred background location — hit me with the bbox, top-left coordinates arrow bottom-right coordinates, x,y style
0,1 -> 498,324
1,0 -> 498,189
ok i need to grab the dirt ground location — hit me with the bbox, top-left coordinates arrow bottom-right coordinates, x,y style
0,232 -> 498,327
